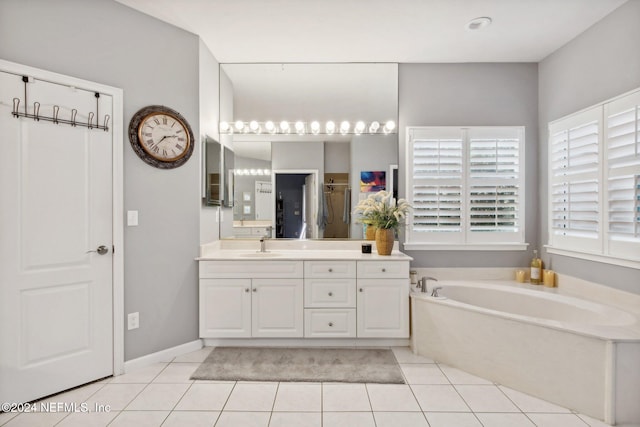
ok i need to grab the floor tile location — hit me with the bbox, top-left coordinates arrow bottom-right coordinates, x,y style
576,413 -> 614,426
108,410 -> 169,427
391,347 -> 435,364
366,384 -> 421,412
214,411 -> 270,427
174,383 -> 235,411
152,363 -> 199,383
0,411 -> 18,425
161,410 -> 220,427
109,363 -> 168,384
125,383 -> 190,410
322,412 -> 376,427
224,383 -> 278,411
322,384 -> 371,412
455,385 -> 520,412
498,386 -> 571,413
172,347 -> 213,363
373,411 -> 430,427
424,412 -> 482,427
411,385 -> 471,412
400,364 -> 449,384
55,410 -> 119,427
475,413 -> 536,427
272,383 -> 321,412
527,413 -> 594,426
268,412 -> 321,427
2,412 -> 68,427
439,365 -> 493,385
84,383 -> 146,411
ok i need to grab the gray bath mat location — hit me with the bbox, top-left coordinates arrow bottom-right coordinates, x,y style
190,347 -> 405,384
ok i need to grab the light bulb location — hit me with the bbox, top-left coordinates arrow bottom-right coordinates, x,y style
310,121 -> 320,134
219,121 -> 230,133
234,120 -> 244,131
249,120 -> 260,133
383,120 -> 396,134
265,121 -> 276,133
264,169 -> 271,175
326,121 -> 336,134
280,121 -> 290,133
250,169 -> 257,175
340,121 -> 350,135
354,121 -> 365,135
295,121 -> 305,134
369,121 -> 380,133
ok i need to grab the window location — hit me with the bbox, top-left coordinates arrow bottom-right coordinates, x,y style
547,89 -> 640,266
405,126 -> 526,250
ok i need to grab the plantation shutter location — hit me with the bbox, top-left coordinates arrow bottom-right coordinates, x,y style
605,92 -> 640,260
467,127 -> 522,243
408,128 -> 463,243
549,108 -> 602,253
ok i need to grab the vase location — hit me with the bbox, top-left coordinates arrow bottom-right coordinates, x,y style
365,224 -> 377,240
375,228 -> 394,255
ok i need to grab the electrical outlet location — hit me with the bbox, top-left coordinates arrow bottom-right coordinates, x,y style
127,312 -> 139,330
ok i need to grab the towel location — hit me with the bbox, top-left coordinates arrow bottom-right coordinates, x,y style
343,187 -> 351,224
317,184 -> 328,230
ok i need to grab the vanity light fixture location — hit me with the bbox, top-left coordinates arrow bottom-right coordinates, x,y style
218,120 -> 396,135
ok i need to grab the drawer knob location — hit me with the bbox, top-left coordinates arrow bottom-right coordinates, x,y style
359,288 -> 363,292
382,268 -> 386,272
328,268 -> 333,272
328,322 -> 334,327
328,292 -> 333,296
245,288 -> 250,293
252,288 -> 257,292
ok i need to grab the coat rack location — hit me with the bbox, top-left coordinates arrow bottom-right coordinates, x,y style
11,76 -> 110,131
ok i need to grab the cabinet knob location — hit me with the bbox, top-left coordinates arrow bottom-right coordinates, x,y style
328,292 -> 333,296
328,268 -> 333,272
382,268 -> 386,272
252,288 -> 257,292
359,288 -> 363,292
245,288 -> 250,293
328,322 -> 334,327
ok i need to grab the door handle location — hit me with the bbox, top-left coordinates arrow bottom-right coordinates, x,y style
86,245 -> 109,255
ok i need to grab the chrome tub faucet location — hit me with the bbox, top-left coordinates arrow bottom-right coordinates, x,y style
419,276 -> 438,293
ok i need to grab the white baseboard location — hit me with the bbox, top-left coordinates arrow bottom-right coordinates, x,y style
201,338 -> 410,348
123,339 -> 203,374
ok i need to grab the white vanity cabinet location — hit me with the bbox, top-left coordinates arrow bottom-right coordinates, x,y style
199,261 -> 304,338
356,261 -> 410,338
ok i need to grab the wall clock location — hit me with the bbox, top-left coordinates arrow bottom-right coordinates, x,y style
128,105 -> 194,169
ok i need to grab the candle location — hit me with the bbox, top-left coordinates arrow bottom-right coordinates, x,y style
543,270 -> 555,287
515,270 -> 526,283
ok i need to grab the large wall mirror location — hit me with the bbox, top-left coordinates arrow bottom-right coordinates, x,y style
219,63 -> 398,240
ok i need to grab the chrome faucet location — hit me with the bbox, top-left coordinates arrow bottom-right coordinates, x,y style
431,286 -> 443,297
419,276 -> 438,293
259,236 -> 267,253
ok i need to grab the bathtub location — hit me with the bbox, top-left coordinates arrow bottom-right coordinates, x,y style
410,281 -> 640,425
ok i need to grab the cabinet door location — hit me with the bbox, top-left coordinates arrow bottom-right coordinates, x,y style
200,278 -> 251,338
252,279 -> 303,338
357,279 -> 409,338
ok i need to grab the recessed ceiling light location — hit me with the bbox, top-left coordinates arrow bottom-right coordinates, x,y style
466,16 -> 492,31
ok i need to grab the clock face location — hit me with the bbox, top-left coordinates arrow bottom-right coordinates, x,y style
138,112 -> 190,162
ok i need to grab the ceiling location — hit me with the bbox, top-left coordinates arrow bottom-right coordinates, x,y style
115,0 -> 626,63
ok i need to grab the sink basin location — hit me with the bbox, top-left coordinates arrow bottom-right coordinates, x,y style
238,252 -> 282,258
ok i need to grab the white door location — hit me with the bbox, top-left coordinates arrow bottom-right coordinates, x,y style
357,279 -> 409,338
0,71 -> 114,403
200,279 -> 251,338
252,279 -> 303,338
304,174 -> 316,238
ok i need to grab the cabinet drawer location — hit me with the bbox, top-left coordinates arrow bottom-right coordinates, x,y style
199,261 -> 303,278
304,278 -> 356,308
357,261 -> 409,278
304,261 -> 356,278
304,309 -> 356,338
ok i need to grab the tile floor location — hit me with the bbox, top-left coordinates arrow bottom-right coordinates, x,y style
0,347 -> 618,427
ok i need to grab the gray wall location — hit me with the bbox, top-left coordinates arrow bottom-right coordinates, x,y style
538,0 -> 640,294
350,134 -> 398,239
398,63 -> 539,267
233,157 -> 272,221
324,142 -> 350,174
0,0 -> 202,360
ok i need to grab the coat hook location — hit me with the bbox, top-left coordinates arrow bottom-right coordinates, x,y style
87,112 -> 94,129
33,102 -> 40,121
52,105 -> 60,124
70,109 -> 77,126
12,98 -> 20,117
103,115 -> 110,130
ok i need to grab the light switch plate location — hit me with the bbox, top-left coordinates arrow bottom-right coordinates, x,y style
127,210 -> 138,226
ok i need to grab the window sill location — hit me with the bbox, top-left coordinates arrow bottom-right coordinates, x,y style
402,242 -> 529,251
545,246 -> 640,270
